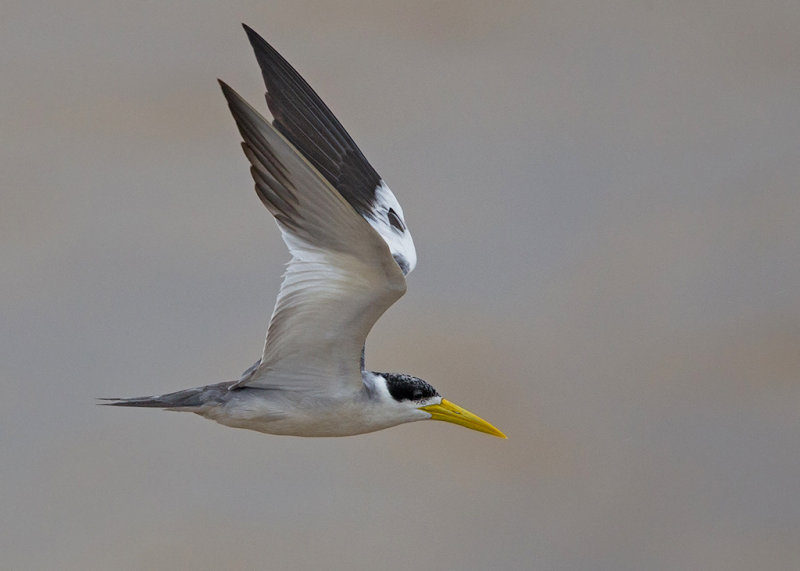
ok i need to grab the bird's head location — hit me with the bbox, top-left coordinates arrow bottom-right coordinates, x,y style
379,373 -> 506,438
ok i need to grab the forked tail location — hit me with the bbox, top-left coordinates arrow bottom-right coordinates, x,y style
99,381 -> 236,409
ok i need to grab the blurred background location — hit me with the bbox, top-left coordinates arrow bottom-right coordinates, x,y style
2,1 -> 799,569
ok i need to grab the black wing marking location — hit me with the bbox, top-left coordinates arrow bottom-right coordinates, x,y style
243,24 -> 381,219
218,79 -> 407,390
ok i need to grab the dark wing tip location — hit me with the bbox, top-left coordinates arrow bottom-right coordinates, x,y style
217,80 -> 254,124
242,23 -> 257,39
237,24 -> 383,221
217,79 -> 240,110
242,24 -> 265,55
217,80 -> 254,120
242,23 -> 279,64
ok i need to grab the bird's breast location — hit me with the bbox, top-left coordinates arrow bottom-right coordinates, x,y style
201,389 -> 405,437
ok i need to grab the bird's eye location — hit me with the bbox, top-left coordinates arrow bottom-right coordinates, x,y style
387,208 -> 404,231
412,390 -> 423,400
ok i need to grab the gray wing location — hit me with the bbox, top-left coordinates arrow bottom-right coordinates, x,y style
243,23 -> 381,220
219,82 -> 406,393
241,25 -> 417,276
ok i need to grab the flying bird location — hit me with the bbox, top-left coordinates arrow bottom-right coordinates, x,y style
103,25 -> 505,439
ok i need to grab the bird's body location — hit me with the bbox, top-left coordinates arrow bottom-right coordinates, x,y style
115,372 -> 434,437
104,25 -> 505,440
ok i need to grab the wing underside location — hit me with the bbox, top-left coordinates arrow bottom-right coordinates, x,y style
242,25 -> 417,276
243,24 -> 382,220
219,81 -> 406,393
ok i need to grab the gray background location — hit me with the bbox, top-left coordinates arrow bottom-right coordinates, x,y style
3,1 -> 799,569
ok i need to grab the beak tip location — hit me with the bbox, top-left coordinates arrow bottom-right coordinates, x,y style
488,428 -> 508,439
422,399 -> 507,440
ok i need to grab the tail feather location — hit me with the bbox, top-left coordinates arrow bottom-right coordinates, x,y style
99,381 -> 236,409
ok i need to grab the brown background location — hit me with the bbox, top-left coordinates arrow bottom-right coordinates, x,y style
3,1 -> 799,569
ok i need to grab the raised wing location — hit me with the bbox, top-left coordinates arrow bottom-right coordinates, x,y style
242,25 -> 416,275
219,81 -> 406,392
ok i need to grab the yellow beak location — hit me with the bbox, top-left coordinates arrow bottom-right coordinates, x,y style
421,399 -> 507,439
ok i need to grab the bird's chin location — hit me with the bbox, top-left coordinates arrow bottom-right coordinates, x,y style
420,399 -> 506,439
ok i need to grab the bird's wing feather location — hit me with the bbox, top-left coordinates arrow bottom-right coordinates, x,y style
242,25 -> 417,275
243,24 -> 380,220
219,82 -> 406,393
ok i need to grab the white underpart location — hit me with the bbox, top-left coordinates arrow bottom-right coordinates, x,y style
204,372 -> 435,436
365,181 -> 417,275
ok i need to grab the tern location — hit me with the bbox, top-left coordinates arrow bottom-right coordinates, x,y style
104,25 -> 506,439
